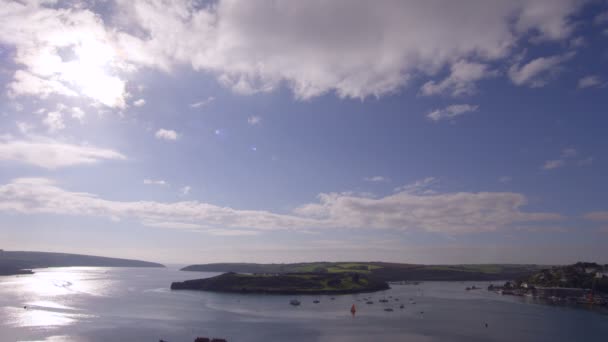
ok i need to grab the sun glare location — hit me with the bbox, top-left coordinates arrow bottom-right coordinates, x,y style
56,39 -> 126,108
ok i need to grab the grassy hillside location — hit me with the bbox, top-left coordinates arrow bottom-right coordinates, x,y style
181,262 -> 542,281
171,272 -> 389,294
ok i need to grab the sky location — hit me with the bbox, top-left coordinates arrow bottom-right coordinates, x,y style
0,0 -> 607,265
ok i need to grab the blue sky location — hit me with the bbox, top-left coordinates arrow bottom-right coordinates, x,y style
0,0 -> 607,264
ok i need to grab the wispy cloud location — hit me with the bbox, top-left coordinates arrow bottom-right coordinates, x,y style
364,176 -> 389,183
143,179 -> 168,186
584,212 -> 608,222
543,159 -> 565,170
427,104 -> 479,122
155,129 -> 179,141
0,136 -> 126,169
578,75 -> 602,89
499,176 -> 512,183
543,148 -> 590,170
247,116 -> 262,125
421,61 -> 494,97
509,52 -> 574,88
0,177 -> 562,234
190,97 -> 215,108
133,99 -> 146,107
180,185 -> 191,196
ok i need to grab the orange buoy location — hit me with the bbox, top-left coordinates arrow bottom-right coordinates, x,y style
350,304 -> 357,315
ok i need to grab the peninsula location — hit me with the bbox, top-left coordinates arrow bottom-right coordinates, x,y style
0,250 -> 165,276
171,272 -> 390,295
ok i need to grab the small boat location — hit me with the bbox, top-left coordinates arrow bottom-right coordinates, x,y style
290,299 -> 301,306
330,297 -> 335,300
366,301 -> 374,304
313,300 -> 320,304
400,304 -> 404,309
379,299 -> 389,303
384,308 -> 394,312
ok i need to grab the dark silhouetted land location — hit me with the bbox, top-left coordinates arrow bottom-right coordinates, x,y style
0,250 -> 164,275
171,272 -> 390,294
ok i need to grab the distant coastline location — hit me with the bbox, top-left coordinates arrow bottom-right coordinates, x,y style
180,262 -> 543,282
0,250 -> 165,276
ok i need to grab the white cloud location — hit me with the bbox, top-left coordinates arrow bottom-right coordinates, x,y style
180,185 -> 192,196
43,111 -> 65,133
133,98 -> 146,107
427,104 -> 479,122
543,159 -> 565,170
190,97 -> 215,108
143,179 -> 168,186
0,2 -> 128,107
247,116 -> 261,125
0,0 -> 582,102
578,75 -> 602,89
420,61 -> 494,97
508,52 -> 574,87
0,137 -> 126,169
364,176 -> 389,183
0,177 -> 562,234
155,129 -> 179,141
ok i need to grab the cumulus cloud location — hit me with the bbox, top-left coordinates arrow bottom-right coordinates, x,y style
578,75 -> 602,89
247,116 -> 262,125
427,104 -> 479,122
155,129 -> 179,141
509,52 -> 574,87
0,0 -> 586,102
0,177 -> 562,234
0,137 -> 126,169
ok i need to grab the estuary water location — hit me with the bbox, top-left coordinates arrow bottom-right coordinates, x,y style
0,267 -> 607,341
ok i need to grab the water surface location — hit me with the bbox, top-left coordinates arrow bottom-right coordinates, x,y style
1,267 -> 606,341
